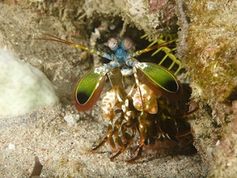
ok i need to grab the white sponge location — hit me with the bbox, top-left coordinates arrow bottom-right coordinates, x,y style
0,49 -> 59,117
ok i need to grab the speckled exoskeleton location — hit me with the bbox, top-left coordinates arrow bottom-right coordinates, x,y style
40,33 -> 196,161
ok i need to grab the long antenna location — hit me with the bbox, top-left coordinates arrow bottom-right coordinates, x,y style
35,33 -> 112,60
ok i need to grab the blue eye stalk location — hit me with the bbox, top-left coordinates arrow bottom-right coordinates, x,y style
39,33 -> 195,161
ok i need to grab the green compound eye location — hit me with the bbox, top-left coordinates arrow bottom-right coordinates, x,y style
136,62 -> 179,94
74,69 -> 106,111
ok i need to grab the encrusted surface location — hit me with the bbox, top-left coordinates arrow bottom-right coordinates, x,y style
183,0 -> 237,177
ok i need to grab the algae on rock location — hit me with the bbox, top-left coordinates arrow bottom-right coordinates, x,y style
183,0 -> 237,177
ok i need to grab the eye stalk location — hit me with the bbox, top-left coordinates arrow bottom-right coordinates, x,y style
107,38 -> 119,51
121,37 -> 134,51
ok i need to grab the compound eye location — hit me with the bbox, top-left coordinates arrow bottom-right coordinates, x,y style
107,38 -> 118,51
121,38 -> 134,51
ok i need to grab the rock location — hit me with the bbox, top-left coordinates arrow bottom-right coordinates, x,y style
0,49 -> 59,117
64,113 -> 80,126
